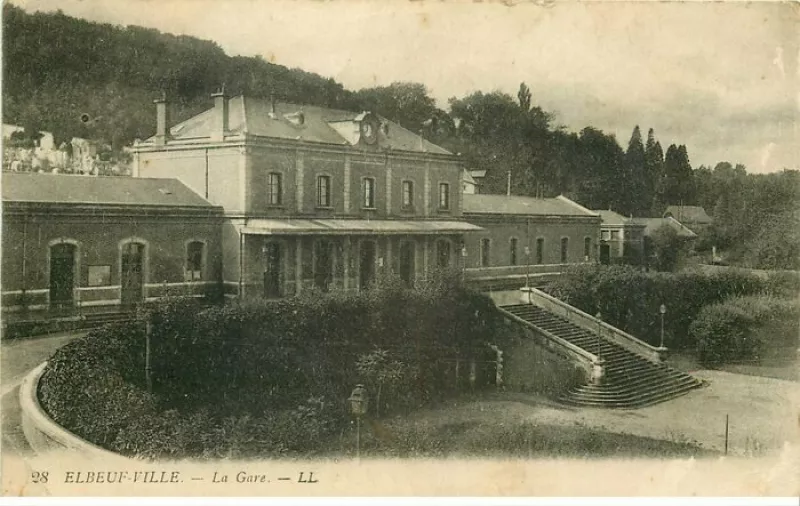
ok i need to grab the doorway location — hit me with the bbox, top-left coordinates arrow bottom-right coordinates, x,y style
600,242 -> 611,265
49,243 -> 76,309
399,240 -> 416,288
121,242 -> 145,306
263,242 -> 282,298
314,239 -> 334,291
359,240 -> 376,290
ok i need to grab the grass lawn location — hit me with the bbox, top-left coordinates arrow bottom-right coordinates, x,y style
669,348 -> 799,382
323,395 -> 715,459
325,364 -> 800,459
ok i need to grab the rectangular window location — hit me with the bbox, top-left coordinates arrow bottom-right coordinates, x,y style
480,238 -> 491,267
584,237 -> 592,260
267,172 -> 282,205
560,237 -> 569,263
87,265 -> 111,286
186,241 -> 205,281
601,230 -> 610,241
536,238 -> 544,264
363,177 -> 376,208
610,230 -> 620,240
509,238 -> 518,266
317,175 -> 331,207
438,183 -> 450,210
402,180 -> 414,209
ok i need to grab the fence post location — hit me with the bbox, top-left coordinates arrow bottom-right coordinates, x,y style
145,318 -> 153,394
724,414 -> 729,455
455,358 -> 460,391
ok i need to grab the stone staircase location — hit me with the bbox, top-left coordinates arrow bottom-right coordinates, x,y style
501,303 -> 703,408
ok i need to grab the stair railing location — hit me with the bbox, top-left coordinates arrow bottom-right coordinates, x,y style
521,287 -> 666,363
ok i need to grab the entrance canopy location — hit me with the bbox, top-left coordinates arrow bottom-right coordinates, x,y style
242,218 -> 483,236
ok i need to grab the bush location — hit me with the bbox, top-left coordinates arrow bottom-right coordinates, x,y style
545,264 -> 772,349
690,295 -> 800,368
39,283 -> 504,459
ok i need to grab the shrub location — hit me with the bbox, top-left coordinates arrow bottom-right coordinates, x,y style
39,283 -> 503,459
690,294 -> 800,368
545,264 -> 771,349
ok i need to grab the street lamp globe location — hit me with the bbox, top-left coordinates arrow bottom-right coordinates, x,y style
348,384 -> 369,417
660,304 -> 667,315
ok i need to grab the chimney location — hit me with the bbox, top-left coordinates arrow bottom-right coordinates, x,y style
154,92 -> 169,146
210,86 -> 229,142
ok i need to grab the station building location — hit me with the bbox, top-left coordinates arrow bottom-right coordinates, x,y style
131,93 -> 481,299
1,92 -> 606,322
1,173 -> 223,317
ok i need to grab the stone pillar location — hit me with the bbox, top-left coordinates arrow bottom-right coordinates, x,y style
295,238 -> 303,295
423,161 -> 431,217
343,154 -> 351,213
295,150 -> 305,213
385,156 -> 392,215
343,236 -> 351,291
590,359 -> 605,386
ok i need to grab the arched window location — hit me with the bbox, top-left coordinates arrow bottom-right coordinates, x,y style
509,237 -> 518,266
436,240 -> 452,268
561,237 -> 569,263
49,240 -> 78,308
536,238 -> 544,264
480,238 -> 491,267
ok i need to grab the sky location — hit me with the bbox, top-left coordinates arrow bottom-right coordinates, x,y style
9,0 -> 800,173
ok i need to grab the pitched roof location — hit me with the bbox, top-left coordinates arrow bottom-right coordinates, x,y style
463,194 -> 599,218
2,173 -> 217,208
594,210 -> 647,228
462,169 -> 477,185
147,96 -> 451,155
630,217 -> 697,238
663,205 -> 712,224
597,210 -> 629,226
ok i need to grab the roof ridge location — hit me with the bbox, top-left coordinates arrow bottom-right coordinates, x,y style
555,195 -> 599,216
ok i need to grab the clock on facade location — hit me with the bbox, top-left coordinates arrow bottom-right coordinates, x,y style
359,115 -> 379,145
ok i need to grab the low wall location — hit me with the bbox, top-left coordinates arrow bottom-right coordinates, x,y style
19,362 -> 131,462
501,320 -> 587,395
521,287 -> 665,363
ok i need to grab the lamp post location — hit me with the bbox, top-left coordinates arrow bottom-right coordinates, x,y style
348,384 -> 369,460
659,304 -> 667,349
595,311 -> 602,359
461,245 -> 467,284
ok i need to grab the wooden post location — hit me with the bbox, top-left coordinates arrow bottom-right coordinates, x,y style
724,414 -> 729,455
145,318 -> 153,393
455,358 -> 460,391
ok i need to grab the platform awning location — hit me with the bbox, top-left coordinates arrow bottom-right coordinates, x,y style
241,218 -> 483,236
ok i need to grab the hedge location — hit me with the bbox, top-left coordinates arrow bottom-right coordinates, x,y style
689,295 -> 800,368
544,264 -> 798,349
38,278 -> 506,459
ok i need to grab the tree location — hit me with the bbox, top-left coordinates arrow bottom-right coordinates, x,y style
648,223 -> 688,271
623,125 -> 648,216
517,82 -> 532,112
645,129 -> 665,213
